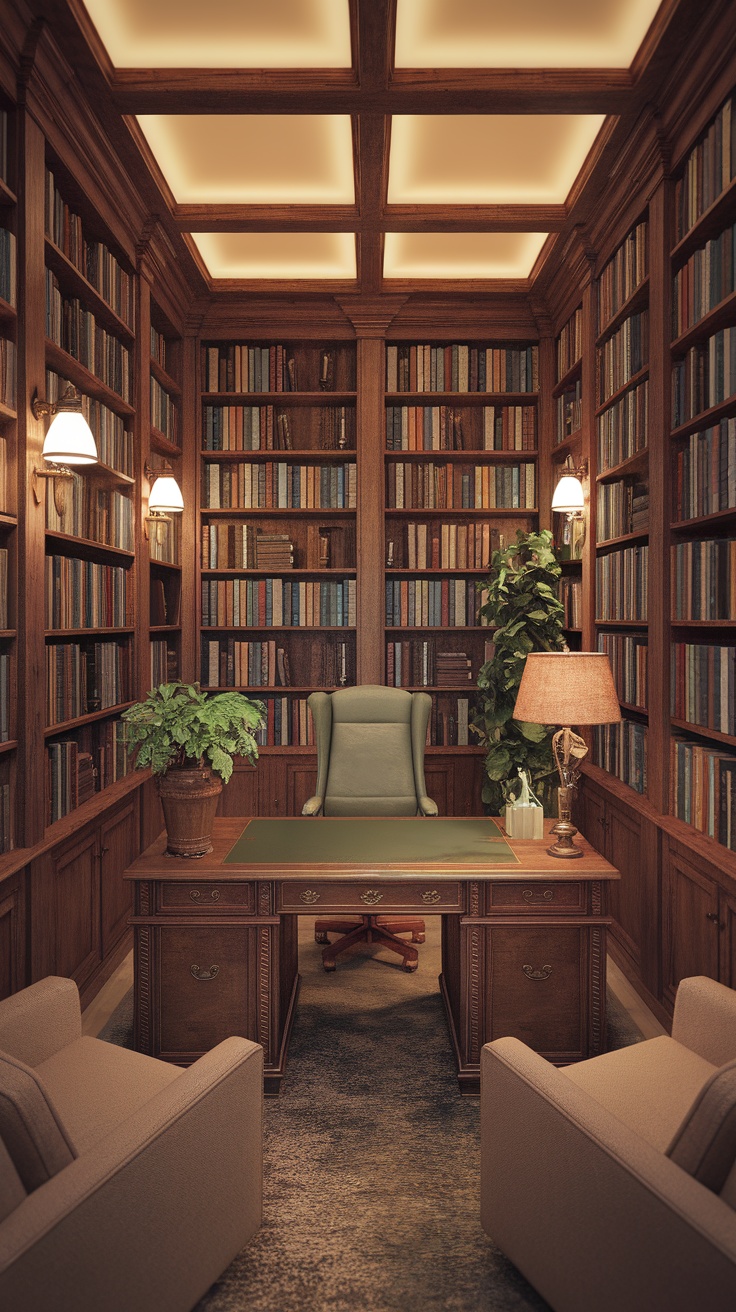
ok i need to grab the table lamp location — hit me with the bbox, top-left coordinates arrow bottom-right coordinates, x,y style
513,651 -> 622,858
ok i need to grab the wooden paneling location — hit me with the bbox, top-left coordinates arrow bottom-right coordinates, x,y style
662,844 -> 720,1009
51,829 -> 101,987
100,798 -> 139,957
0,872 -> 26,999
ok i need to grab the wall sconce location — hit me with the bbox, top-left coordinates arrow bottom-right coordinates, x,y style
551,456 -> 587,520
144,463 -> 184,540
31,385 -> 98,513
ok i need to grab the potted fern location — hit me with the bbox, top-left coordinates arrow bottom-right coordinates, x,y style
122,682 -> 266,857
472,529 -> 567,816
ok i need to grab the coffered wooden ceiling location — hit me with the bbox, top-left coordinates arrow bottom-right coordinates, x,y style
38,0 -> 713,294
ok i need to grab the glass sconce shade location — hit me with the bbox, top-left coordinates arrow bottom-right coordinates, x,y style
42,410 -> 98,465
148,474 -> 184,514
551,474 -> 585,514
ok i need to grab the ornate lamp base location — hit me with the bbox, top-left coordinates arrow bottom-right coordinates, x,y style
548,784 -> 583,858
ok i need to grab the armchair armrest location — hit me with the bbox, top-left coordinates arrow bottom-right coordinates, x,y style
0,1036 -> 263,1312
418,797 -> 438,816
481,1037 -> 736,1312
302,796 -> 323,816
672,976 -> 736,1066
0,978 -> 81,1067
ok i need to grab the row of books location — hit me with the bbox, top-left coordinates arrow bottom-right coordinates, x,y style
597,380 -> 648,472
45,169 -> 135,329
151,576 -> 180,626
385,404 -> 536,452
203,344 -> 353,394
560,577 -> 582,629
45,555 -> 129,630
673,417 -> 736,521
149,515 -> 180,565
384,578 -> 489,629
595,545 -> 649,622
0,438 -> 6,515
151,375 -> 178,443
386,343 -> 539,394
427,696 -> 473,746
0,227 -> 15,307
674,91 -> 736,242
0,650 -> 9,741
46,372 -> 133,475
0,548 -> 7,628
671,642 -> 735,735
202,460 -> 357,510
45,270 -> 132,403
0,111 -> 7,186
386,461 -> 536,510
597,310 -> 648,405
598,220 -> 648,332
394,520 -> 495,571
670,737 -> 736,851
596,480 -> 649,542
557,307 -> 582,380
202,638 -> 289,688
255,697 -> 315,747
0,336 -> 15,408
556,380 -> 582,443
46,474 -> 134,553
201,578 -> 357,628
671,539 -> 736,620
46,640 -> 131,727
673,221 -> 736,337
151,639 -> 178,688
201,524 -> 295,569
592,718 -> 647,795
598,632 -> 648,709
47,741 -> 96,824
672,327 -> 736,426
386,641 -> 476,688
202,404 -> 354,452
150,324 -> 168,372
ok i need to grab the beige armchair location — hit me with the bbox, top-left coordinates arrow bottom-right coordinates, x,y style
0,976 -> 263,1312
481,975 -> 736,1312
303,685 -> 438,971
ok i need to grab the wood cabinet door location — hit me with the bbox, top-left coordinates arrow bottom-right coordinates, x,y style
0,872 -> 26,999
51,829 -> 101,988
156,925 -> 261,1059
720,888 -> 736,991
604,795 -> 646,972
482,924 -> 592,1062
100,799 -> 139,957
217,761 -> 259,816
578,779 -> 606,856
662,844 -> 720,1010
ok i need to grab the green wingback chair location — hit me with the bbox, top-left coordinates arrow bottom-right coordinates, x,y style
302,685 -> 438,971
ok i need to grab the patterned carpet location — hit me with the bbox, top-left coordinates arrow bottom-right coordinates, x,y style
100,922 -> 642,1312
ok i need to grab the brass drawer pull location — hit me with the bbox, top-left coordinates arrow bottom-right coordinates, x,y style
189,889 -> 221,902
300,890 -> 320,904
522,963 -> 552,981
360,889 -> 383,905
522,889 -> 554,903
421,890 -> 441,904
190,964 -> 220,981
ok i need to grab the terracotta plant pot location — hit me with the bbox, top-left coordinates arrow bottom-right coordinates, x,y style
157,765 -> 223,857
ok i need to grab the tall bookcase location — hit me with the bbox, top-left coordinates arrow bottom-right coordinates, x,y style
0,100 -> 17,858
383,339 -> 538,749
148,303 -> 183,691
552,303 -> 584,648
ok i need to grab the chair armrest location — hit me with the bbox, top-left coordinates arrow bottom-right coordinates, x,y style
302,795 -> 323,816
672,976 -> 736,1066
418,797 -> 438,816
481,1037 -> 736,1312
0,1036 -> 263,1312
0,978 -> 81,1067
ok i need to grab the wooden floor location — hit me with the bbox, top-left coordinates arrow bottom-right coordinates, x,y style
81,930 -> 668,1041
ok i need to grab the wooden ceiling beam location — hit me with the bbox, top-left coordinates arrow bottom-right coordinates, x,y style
172,204 -> 567,233
110,68 -> 632,116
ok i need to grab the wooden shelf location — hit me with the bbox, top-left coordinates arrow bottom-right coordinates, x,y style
201,625 -> 356,633
671,288 -> 736,355
0,630 -> 15,639
670,619 -> 736,627
670,506 -> 736,533
201,567 -> 356,576
150,355 -> 181,397
385,567 -> 491,575
670,718 -> 736,747
203,506 -> 355,517
596,278 -> 649,346
45,239 -> 135,343
201,448 -> 357,462
670,394 -> 736,441
202,391 -> 356,406
596,529 -> 650,549
385,507 -> 536,517
596,448 -> 649,481
45,628 -> 134,638
149,625 -> 182,634
0,176 -> 17,206
0,294 -> 16,326
552,428 -> 583,458
0,401 -> 17,422
87,459 -> 134,487
384,448 -> 538,461
45,340 -> 135,417
45,531 -> 134,560
0,511 -> 17,526
150,427 -> 181,458
0,739 -> 18,756
671,175 -> 736,265
385,391 -> 537,405
595,619 -> 649,627
595,365 -> 649,417
620,701 -> 649,717
44,701 -> 136,736
149,557 -> 181,572
552,358 -> 582,395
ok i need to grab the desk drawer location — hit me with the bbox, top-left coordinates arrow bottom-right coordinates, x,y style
158,882 -> 256,913
488,882 -> 586,913
277,880 -> 462,913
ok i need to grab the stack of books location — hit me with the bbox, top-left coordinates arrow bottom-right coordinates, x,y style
435,651 -> 473,686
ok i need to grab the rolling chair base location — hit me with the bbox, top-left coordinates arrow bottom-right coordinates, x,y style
315,914 -> 425,972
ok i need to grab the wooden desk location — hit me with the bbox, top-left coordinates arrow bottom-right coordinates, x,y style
125,816 -> 618,1095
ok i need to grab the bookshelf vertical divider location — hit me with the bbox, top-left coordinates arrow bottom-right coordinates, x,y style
355,328 -> 390,685
135,259 -> 152,703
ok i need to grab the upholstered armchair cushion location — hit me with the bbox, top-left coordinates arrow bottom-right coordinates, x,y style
667,1058 -> 736,1192
0,1052 -> 76,1191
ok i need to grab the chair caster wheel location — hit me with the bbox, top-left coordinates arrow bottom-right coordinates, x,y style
323,961 -> 337,972
403,960 -> 419,972
412,933 -> 426,943
315,933 -> 329,944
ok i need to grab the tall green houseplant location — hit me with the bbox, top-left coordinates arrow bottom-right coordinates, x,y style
473,528 -> 567,814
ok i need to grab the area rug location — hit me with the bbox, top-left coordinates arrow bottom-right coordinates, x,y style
99,924 -> 644,1312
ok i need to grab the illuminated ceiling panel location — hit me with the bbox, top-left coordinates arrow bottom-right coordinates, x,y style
190,232 -> 357,279
395,0 -> 663,68
383,232 -> 548,279
82,0 -> 352,68
136,115 -> 355,204
388,115 -> 605,204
